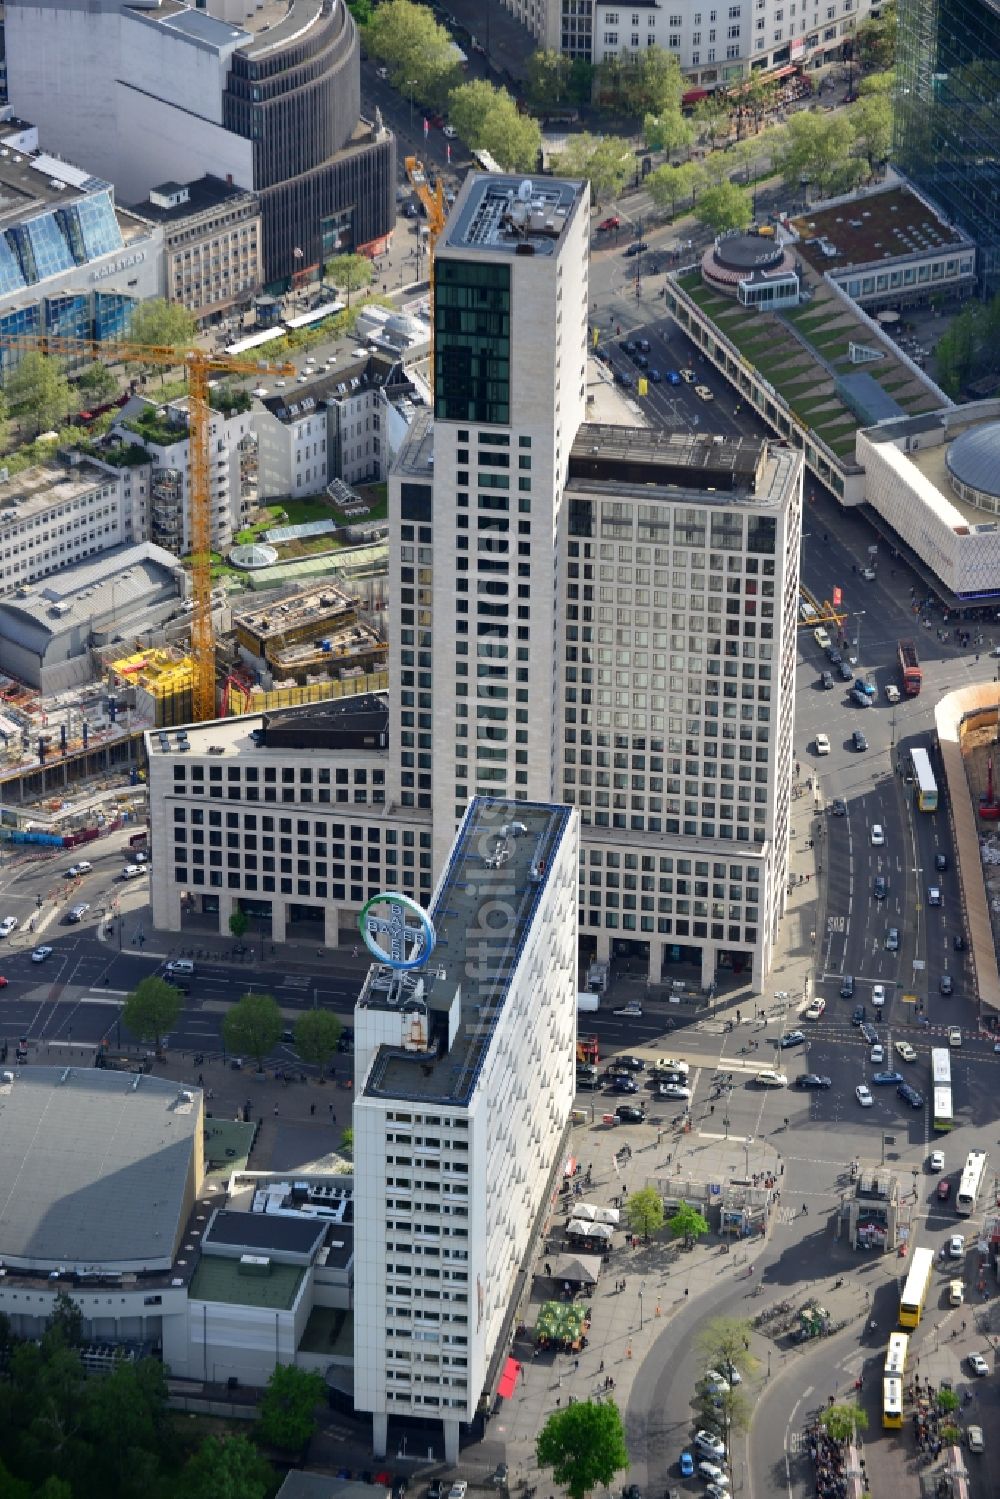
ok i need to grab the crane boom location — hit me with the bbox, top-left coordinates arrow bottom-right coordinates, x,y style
0,334 -> 294,720
404,155 -> 446,395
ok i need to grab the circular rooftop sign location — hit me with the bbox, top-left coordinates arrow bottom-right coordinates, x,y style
359,891 -> 436,971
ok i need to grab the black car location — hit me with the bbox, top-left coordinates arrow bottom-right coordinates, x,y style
602,1066 -> 632,1082
337,1027 -> 355,1053
623,1485 -> 642,1499
779,1030 -> 806,1048
831,798 -> 847,817
860,1022 -> 879,1045
851,688 -> 871,708
637,338 -> 651,353
954,934 -> 967,951
939,974 -> 954,995
615,1104 -> 646,1123
613,1055 -> 646,1071
427,1484 -> 443,1499
852,730 -> 868,752
935,853 -> 949,872
634,353 -> 649,369
820,670 -> 834,689
873,874 -> 888,899
652,1070 -> 686,1085
838,661 -> 854,681
825,644 -> 842,663
608,1078 -> 639,1094
841,974 -> 855,998
795,1073 -> 832,1089
851,1004 -> 866,1025
624,241 -> 649,257
897,1082 -> 924,1108
649,368 -> 662,382
615,370 -> 635,388
576,1072 -> 600,1089
622,339 -> 638,354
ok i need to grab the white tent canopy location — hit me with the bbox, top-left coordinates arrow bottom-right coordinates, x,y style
566,1219 -> 613,1242
572,1203 -> 620,1225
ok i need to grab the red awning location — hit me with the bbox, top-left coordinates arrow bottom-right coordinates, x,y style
683,88 -> 709,105
497,1357 -> 521,1399
772,64 -> 798,78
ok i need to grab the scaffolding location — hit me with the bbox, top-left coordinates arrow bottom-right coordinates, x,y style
108,648 -> 195,728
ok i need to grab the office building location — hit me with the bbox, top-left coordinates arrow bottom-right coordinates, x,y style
353,796 -> 579,1462
894,0 -> 1000,288
5,0 -> 395,289
0,142 -> 162,365
111,393 -> 257,556
130,175 -> 262,326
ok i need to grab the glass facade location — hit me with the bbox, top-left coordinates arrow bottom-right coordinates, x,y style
45,293 -> 91,340
434,259 -> 511,426
0,303 -> 40,370
95,292 -> 137,342
894,0 -> 1000,285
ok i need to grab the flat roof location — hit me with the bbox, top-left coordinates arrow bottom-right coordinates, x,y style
0,458 -> 117,527
146,697 -> 390,762
362,798 -> 575,1106
206,1208 -> 327,1257
790,185 -> 969,275
0,150 -> 110,223
234,582 -> 357,638
132,173 -> 257,226
239,0 -> 327,56
188,1255 -> 305,1309
443,172 -> 584,257
393,407 -> 435,477
568,424 -> 797,508
0,1067 -> 200,1272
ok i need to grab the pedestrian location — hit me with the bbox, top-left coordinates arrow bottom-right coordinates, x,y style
273,1105 -> 279,1118
198,1072 -> 204,1086
310,1102 -> 316,1116
600,1359 -> 605,1372
685,1287 -> 689,1297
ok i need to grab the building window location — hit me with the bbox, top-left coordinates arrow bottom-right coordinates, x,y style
434,259 -> 511,426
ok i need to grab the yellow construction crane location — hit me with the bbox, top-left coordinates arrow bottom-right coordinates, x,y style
404,155 -> 446,389
1,334 -> 294,721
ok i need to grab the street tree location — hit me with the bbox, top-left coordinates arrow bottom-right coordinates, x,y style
324,253 -> 373,308
692,94 -> 730,149
183,1434 -> 273,1499
695,1316 -> 757,1382
626,46 -> 683,116
80,1359 -> 168,1499
5,352 -> 71,436
643,109 -> 695,158
294,1009 -> 342,1071
553,133 -> 632,205
936,1388 -> 959,1414
819,1402 -> 868,1442
567,59 -> 595,107
122,976 -> 182,1055
667,1200 -> 709,1247
695,180 -> 753,234
526,49 -> 571,110
447,80 -> 541,171
364,0 -> 460,106
851,93 -> 892,175
647,161 -> 704,215
229,909 -> 249,941
856,0 -> 897,71
536,1400 -> 629,1499
703,1386 -> 752,1449
127,297 -> 197,353
77,362 -> 119,405
939,1423 -> 961,1444
778,110 -> 865,198
258,1364 -> 326,1452
627,1186 -> 665,1241
44,1292 -> 83,1350
223,991 -> 283,1071
858,68 -> 895,96
741,73 -> 781,133
347,0 -> 373,23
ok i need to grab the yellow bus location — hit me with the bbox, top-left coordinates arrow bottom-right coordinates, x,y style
882,1331 -> 908,1428
899,1247 -> 935,1328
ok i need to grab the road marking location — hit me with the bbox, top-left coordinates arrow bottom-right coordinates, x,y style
78,995 -> 125,1007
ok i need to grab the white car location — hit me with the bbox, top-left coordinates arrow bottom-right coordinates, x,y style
702,1371 -> 730,1395
755,1069 -> 788,1088
814,732 -> 831,756
121,863 -> 145,880
948,1234 -> 965,1258
813,626 -> 832,651
929,1150 -> 945,1172
31,945 -> 53,963
967,1425 -> 984,1453
697,1463 -> 729,1487
871,824 -> 885,846
870,1044 -> 884,1064
856,1084 -> 874,1107
968,1352 -> 989,1377
948,1026 -> 962,1048
0,915 -> 17,937
805,997 -> 826,1019
653,1057 -> 689,1077
442,124 -> 457,138
949,1279 -> 964,1306
872,984 -> 885,1009
67,860 -> 92,876
895,1041 -> 917,1063
447,1485 -> 467,1499
658,1082 -> 692,1100
694,1431 -> 726,1460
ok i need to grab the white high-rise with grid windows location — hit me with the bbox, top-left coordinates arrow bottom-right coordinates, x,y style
388,171 -> 802,993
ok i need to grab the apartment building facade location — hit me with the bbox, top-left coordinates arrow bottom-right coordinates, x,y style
0,455 -> 148,594
353,797 -> 578,1464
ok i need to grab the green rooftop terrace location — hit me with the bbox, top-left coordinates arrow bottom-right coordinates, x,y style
675,270 -> 942,461
188,1256 -> 304,1310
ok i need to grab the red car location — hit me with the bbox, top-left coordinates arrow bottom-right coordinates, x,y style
0,975 -> 7,986
598,215 -> 621,231
428,113 -> 444,129
937,1179 -> 951,1201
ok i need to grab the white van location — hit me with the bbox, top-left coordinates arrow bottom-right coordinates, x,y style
121,863 -> 145,879
166,959 -> 195,980
577,991 -> 600,1012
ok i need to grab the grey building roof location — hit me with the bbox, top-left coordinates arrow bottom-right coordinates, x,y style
277,1478 -> 390,1499
206,1209 -> 327,1257
0,1067 -> 200,1272
0,542 -> 184,651
945,422 -> 1000,497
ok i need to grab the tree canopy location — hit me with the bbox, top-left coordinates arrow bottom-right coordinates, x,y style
5,352 -> 71,437
819,1402 -> 869,1442
627,1186 -> 665,1241
121,976 -> 182,1054
552,133 -> 632,205
294,1009 -> 342,1070
850,92 -> 892,174
363,0 -> 461,107
127,298 -> 197,354
778,110 -> 865,198
183,1435 -> 273,1499
695,1316 -> 757,1382
257,1365 -> 326,1453
855,0 -> 897,72
526,49 -> 572,110
695,181 -> 753,234
667,1200 -> 709,1246
222,991 -> 283,1069
647,161 -> 704,215
934,290 -> 1000,398
447,80 -> 541,171
643,110 -> 694,157
324,253 -> 373,307
536,1400 -> 629,1499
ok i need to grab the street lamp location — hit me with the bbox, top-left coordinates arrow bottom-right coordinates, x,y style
743,1136 -> 753,1178
406,78 -> 417,132
639,1280 -> 645,1330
